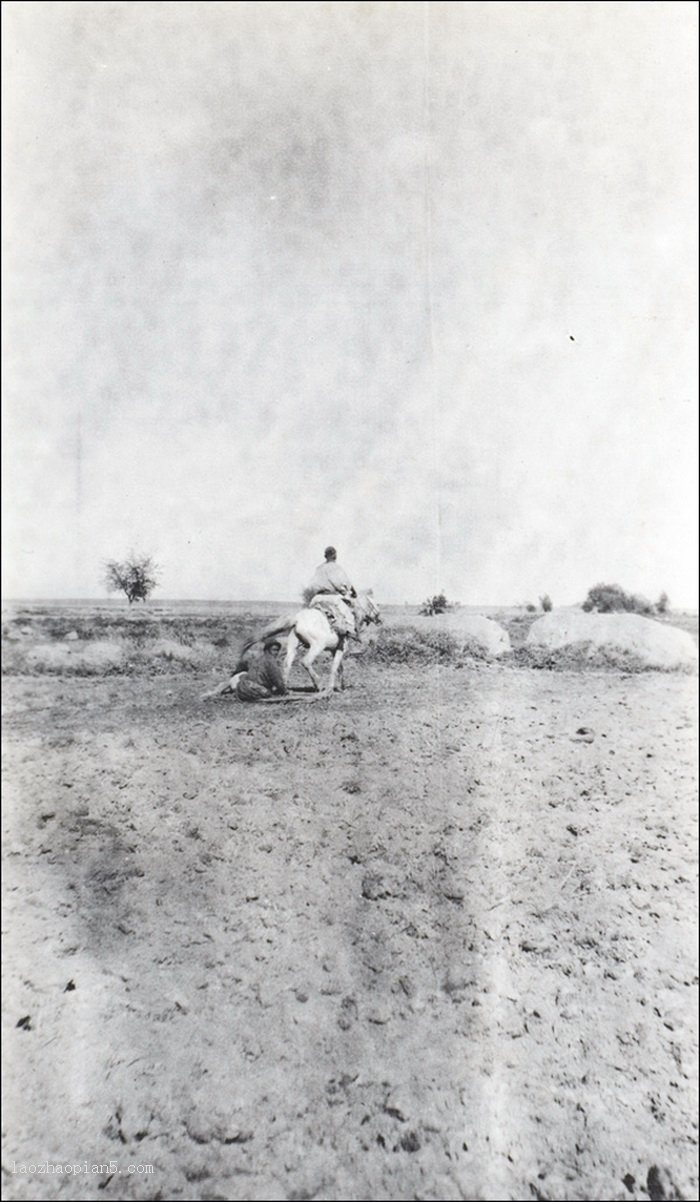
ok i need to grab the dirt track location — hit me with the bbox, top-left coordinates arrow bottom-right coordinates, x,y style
2,655 -> 698,1201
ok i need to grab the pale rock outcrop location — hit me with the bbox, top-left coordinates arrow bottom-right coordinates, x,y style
526,611 -> 697,670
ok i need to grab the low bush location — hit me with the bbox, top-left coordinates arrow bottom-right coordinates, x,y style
582,584 -> 654,615
419,593 -> 451,616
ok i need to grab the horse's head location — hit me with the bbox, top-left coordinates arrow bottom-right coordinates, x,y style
356,592 -> 382,627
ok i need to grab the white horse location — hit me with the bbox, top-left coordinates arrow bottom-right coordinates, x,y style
247,593 -> 381,697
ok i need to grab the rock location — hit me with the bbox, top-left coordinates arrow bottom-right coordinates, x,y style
185,1113 -> 212,1144
421,613 -> 511,657
338,996 -> 358,1030
64,630 -> 79,641
443,969 -> 472,998
185,1109 -> 252,1146
213,1120 -> 253,1144
526,612 -> 698,670
384,1089 -> 411,1121
361,873 -> 387,900
454,615 -> 511,657
647,1164 -> 683,1200
367,1006 -> 392,1025
520,939 -> 547,953
360,867 -> 405,901
396,976 -> 414,998
387,610 -> 511,655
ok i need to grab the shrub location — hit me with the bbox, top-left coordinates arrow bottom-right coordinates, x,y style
420,593 -> 451,616
582,583 -> 654,615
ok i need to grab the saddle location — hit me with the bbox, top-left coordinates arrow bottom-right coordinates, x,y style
309,593 -> 358,641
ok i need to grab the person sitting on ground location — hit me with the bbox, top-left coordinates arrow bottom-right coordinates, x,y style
203,639 -> 287,701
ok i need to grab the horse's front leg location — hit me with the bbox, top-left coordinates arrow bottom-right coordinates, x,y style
325,646 -> 345,696
301,641 -> 324,693
284,632 -> 299,688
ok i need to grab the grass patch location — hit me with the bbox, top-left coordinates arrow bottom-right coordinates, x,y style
3,605 -> 696,677
368,626 -> 490,665
1,607 -> 266,677
16,640 -> 127,675
513,642 -> 697,674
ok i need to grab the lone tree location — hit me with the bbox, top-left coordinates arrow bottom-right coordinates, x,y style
104,554 -> 160,604
540,594 -> 553,612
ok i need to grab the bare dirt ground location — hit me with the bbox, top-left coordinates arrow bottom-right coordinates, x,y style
2,605 -> 698,1201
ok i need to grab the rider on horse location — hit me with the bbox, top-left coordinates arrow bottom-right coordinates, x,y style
307,547 -> 359,641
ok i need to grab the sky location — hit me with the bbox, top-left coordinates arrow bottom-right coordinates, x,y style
3,0 -> 698,607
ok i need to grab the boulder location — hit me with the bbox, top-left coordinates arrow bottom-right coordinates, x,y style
455,614 -> 510,657
526,611 -> 697,670
416,612 -> 511,657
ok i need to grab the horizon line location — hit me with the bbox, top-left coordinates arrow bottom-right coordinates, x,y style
2,595 -> 698,614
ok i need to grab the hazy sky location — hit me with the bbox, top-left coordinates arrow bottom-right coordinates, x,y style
3,1 -> 698,605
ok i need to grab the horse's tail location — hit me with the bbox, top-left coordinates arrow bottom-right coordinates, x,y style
240,614 -> 297,657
